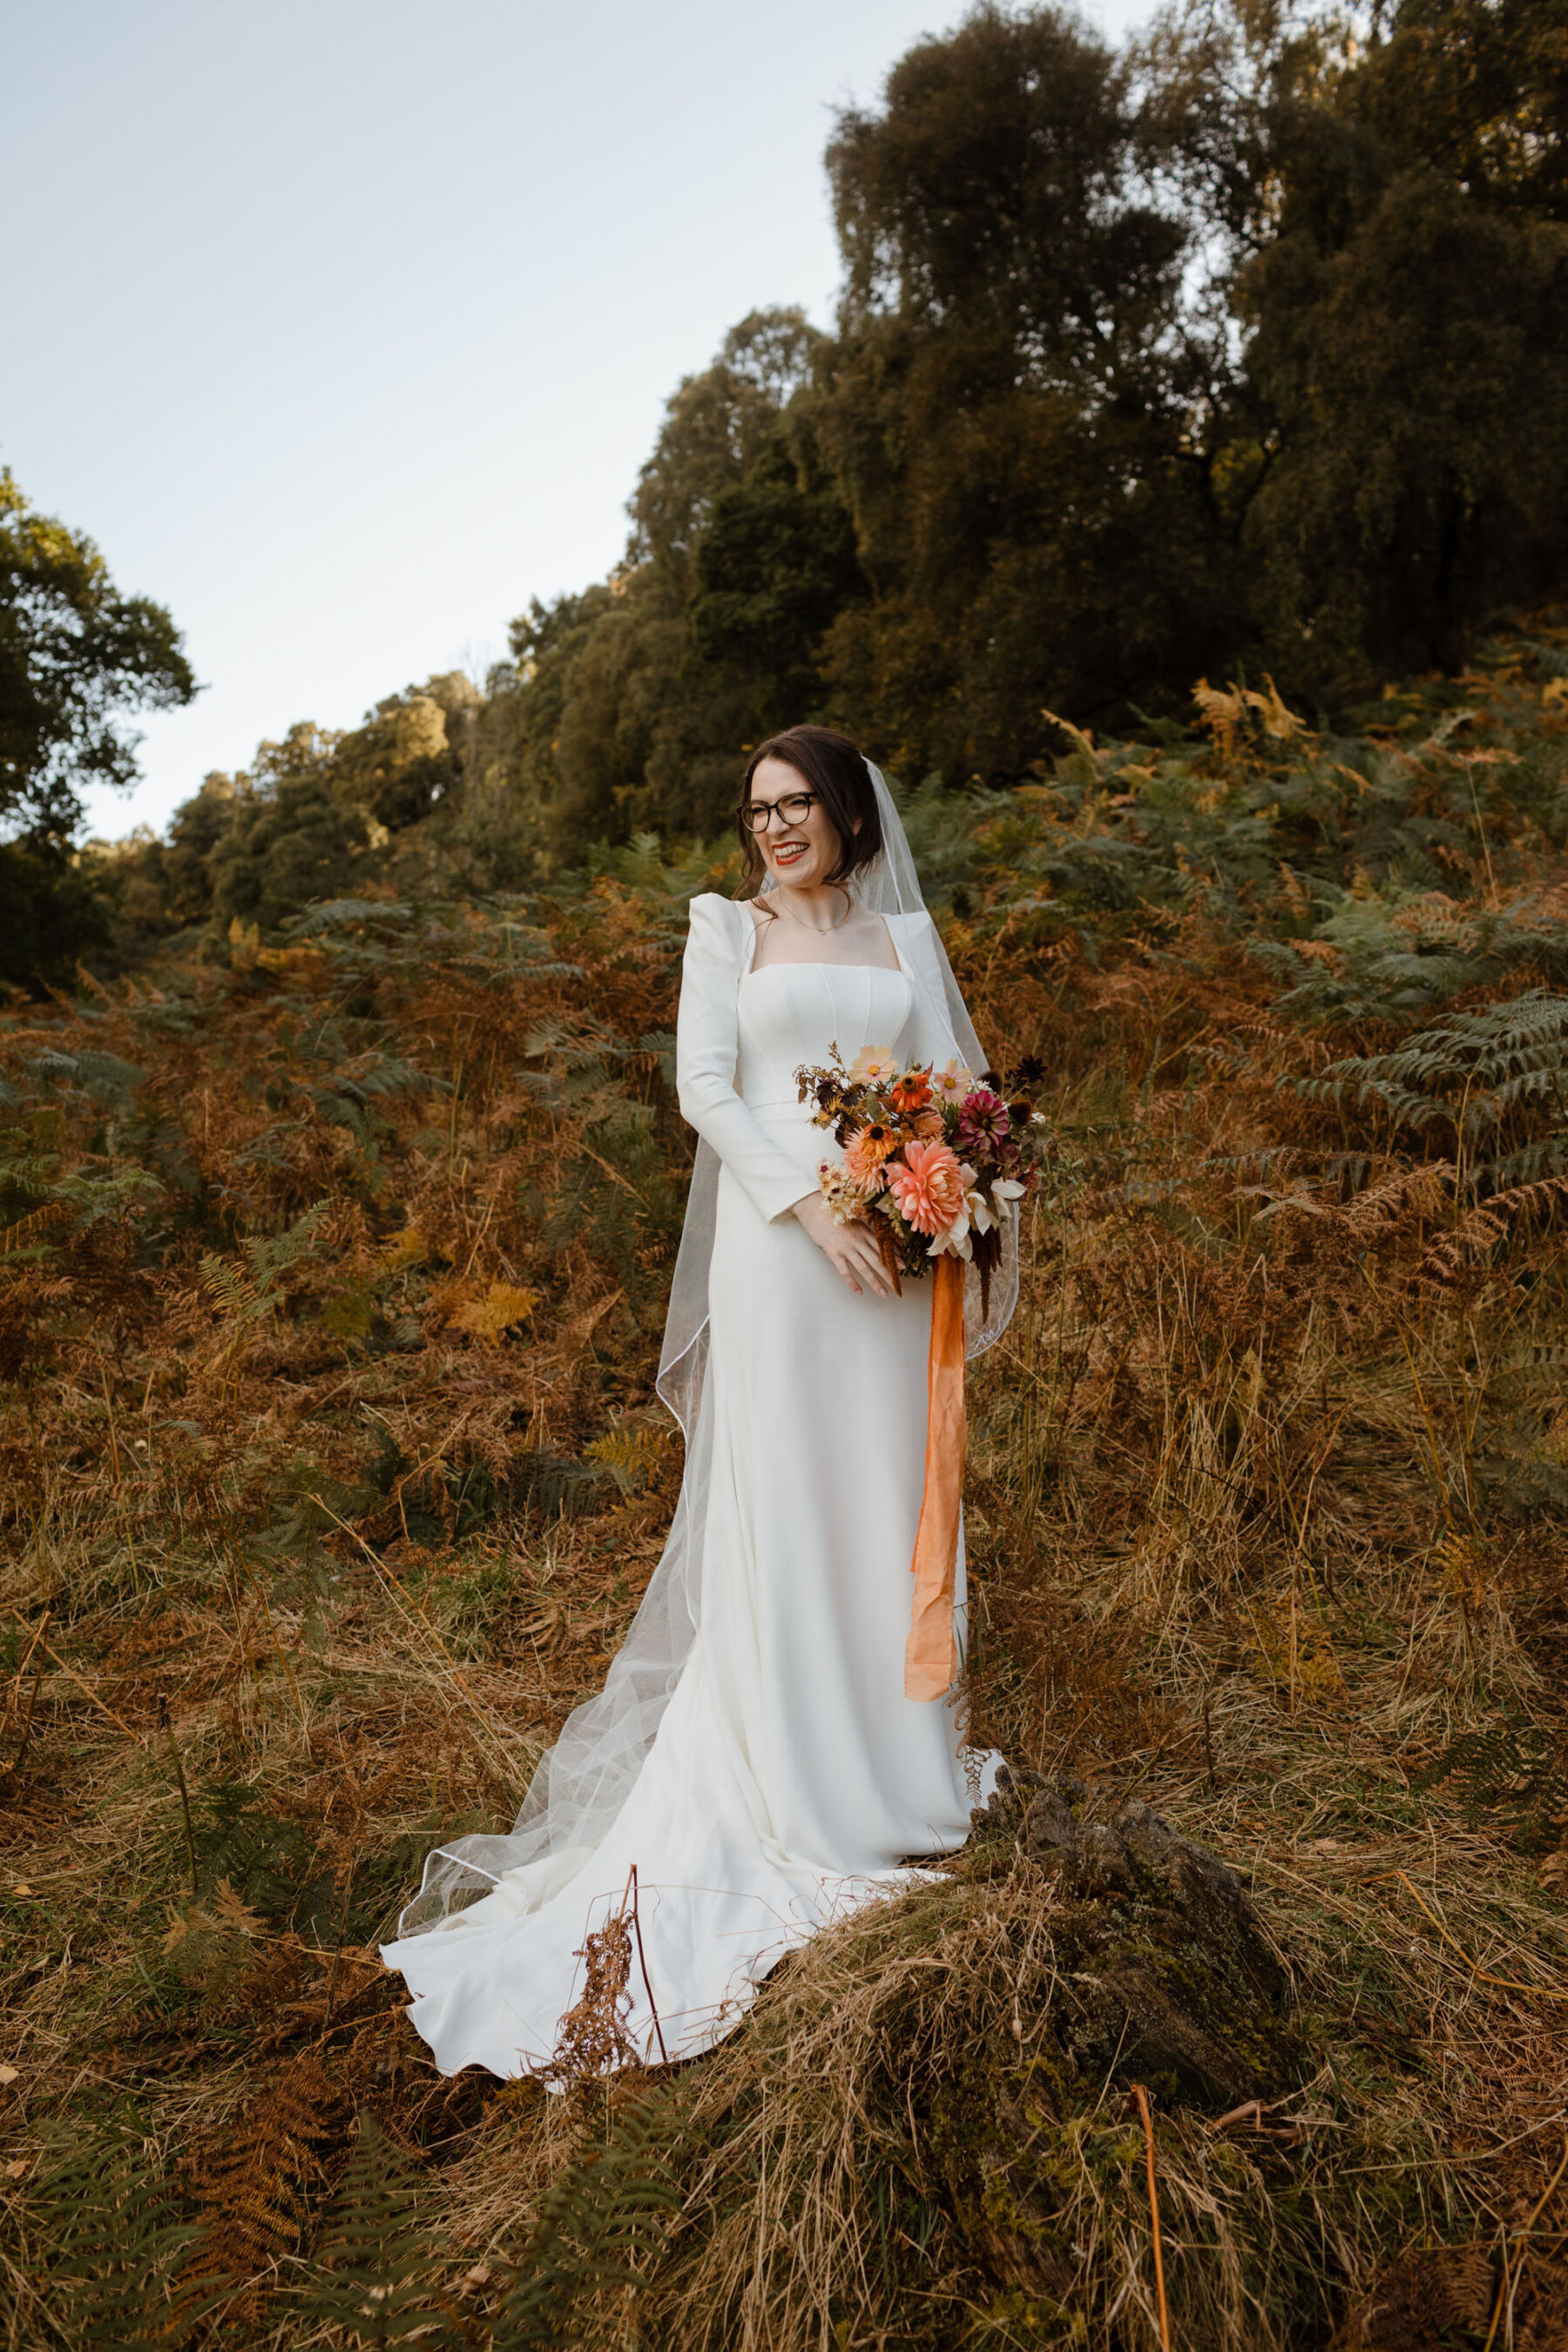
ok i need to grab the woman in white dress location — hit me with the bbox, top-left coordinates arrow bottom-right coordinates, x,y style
382,727 -> 1015,2078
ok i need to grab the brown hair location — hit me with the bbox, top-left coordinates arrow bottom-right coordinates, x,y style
735,726 -> 884,901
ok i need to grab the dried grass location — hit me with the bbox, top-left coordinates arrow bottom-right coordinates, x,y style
3,645 -> 1568,2343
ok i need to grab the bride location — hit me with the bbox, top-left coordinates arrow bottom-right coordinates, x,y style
382,726 -> 1016,2077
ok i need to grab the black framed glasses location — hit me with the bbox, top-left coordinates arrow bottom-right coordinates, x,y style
740,789 -> 818,834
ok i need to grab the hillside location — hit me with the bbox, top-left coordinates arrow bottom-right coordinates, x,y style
4,621 -> 1568,2348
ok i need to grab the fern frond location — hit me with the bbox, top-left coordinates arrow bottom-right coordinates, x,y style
581,1427 -> 666,1497
296,2112 -> 449,2348
244,1199 -> 333,1288
1423,1174 -> 1568,1282
1417,1720 -> 1568,1851
490,2097 -> 679,2350
30,2117 -> 215,2350
1291,991 -> 1568,1193
188,2051 -> 345,2304
0,1199 -> 70,1256
198,1257 -> 263,1324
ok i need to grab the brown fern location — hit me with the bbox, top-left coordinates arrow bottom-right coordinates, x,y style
186,2051 -> 348,2315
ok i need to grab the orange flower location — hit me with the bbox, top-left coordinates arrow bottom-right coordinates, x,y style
886,1139 -> 967,1238
842,1122 -> 896,1189
889,1068 -> 933,1115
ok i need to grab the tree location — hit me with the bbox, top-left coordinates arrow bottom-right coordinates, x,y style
1233,0 -> 1568,685
0,834 -> 110,987
334,688 -> 459,831
0,469 -> 195,841
813,3 -> 1238,779
100,0 -> 1568,920
626,309 -> 828,601
459,309 -> 861,867
85,772 -> 239,958
686,422 -> 867,750
161,773 -> 241,926
207,725 -> 375,935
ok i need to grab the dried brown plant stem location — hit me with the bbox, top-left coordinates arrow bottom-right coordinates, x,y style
626,1865 -> 668,2067
98,1360 -> 141,1588
1463,754 -> 1501,909
323,1850 -> 358,2035
1388,1300 -> 1457,1532
0,1608 -> 51,1747
1481,2130 -> 1568,2352
1127,2081 -> 1172,2351
5,1611 -> 52,1781
1375,1869 -> 1568,2004
576,1143 -> 646,1202
3,1609 -> 138,1741
159,1696 -> 199,1894
232,1551 -> 309,1727
304,1491 -> 521,1777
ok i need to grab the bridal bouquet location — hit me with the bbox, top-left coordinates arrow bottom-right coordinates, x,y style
793,1045 -> 1045,1311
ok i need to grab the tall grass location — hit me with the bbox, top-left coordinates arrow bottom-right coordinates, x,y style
3,618 -> 1568,2347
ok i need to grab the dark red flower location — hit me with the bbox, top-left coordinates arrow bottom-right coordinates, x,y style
956,1088 -> 1010,1156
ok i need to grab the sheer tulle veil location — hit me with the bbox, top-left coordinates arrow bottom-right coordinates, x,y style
396,761 -> 1017,1935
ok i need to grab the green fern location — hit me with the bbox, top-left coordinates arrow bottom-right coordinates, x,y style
296,2113 -> 450,2349
1254,884 -> 1568,1024
199,1200 -> 332,1351
1416,1720 -> 1568,1853
1292,990 -> 1568,1190
242,1198 -> 333,1285
28,2117 -> 215,2350
489,2096 -> 680,2349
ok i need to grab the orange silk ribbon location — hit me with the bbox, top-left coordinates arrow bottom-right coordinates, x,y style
905,1251 -> 967,1701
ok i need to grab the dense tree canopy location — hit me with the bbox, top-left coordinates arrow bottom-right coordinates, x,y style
814,3 -> 1237,777
78,0 -> 1568,944
1234,0 -> 1568,682
206,726 -> 378,935
0,469 -> 194,841
0,469 -> 195,983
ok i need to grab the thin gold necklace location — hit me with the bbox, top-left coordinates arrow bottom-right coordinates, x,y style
772,882 -> 853,936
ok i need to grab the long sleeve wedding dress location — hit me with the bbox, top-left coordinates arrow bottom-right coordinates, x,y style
382,783 -> 1011,2078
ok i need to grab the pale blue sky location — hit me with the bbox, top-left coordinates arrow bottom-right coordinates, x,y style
3,0 -> 1148,839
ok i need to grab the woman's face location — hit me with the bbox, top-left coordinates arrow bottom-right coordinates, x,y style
748,755 -> 844,890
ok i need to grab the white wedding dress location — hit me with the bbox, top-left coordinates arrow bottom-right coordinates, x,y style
382,884 -> 1004,2078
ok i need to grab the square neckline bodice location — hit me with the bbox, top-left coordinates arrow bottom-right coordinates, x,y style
740,903 -> 908,984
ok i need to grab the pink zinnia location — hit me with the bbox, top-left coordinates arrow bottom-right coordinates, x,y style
886,1139 -> 967,1238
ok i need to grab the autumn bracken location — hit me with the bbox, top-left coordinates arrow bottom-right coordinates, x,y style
3,628 -> 1568,2345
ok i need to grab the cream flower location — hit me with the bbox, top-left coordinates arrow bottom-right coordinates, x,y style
817,1159 -> 873,1226
848,1044 -> 901,1086
930,1058 -> 973,1105
965,1174 -> 1025,1233
963,1187 -> 996,1236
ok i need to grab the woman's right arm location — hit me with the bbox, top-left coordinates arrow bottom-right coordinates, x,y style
675,896 -> 818,1225
674,899 -> 896,1297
